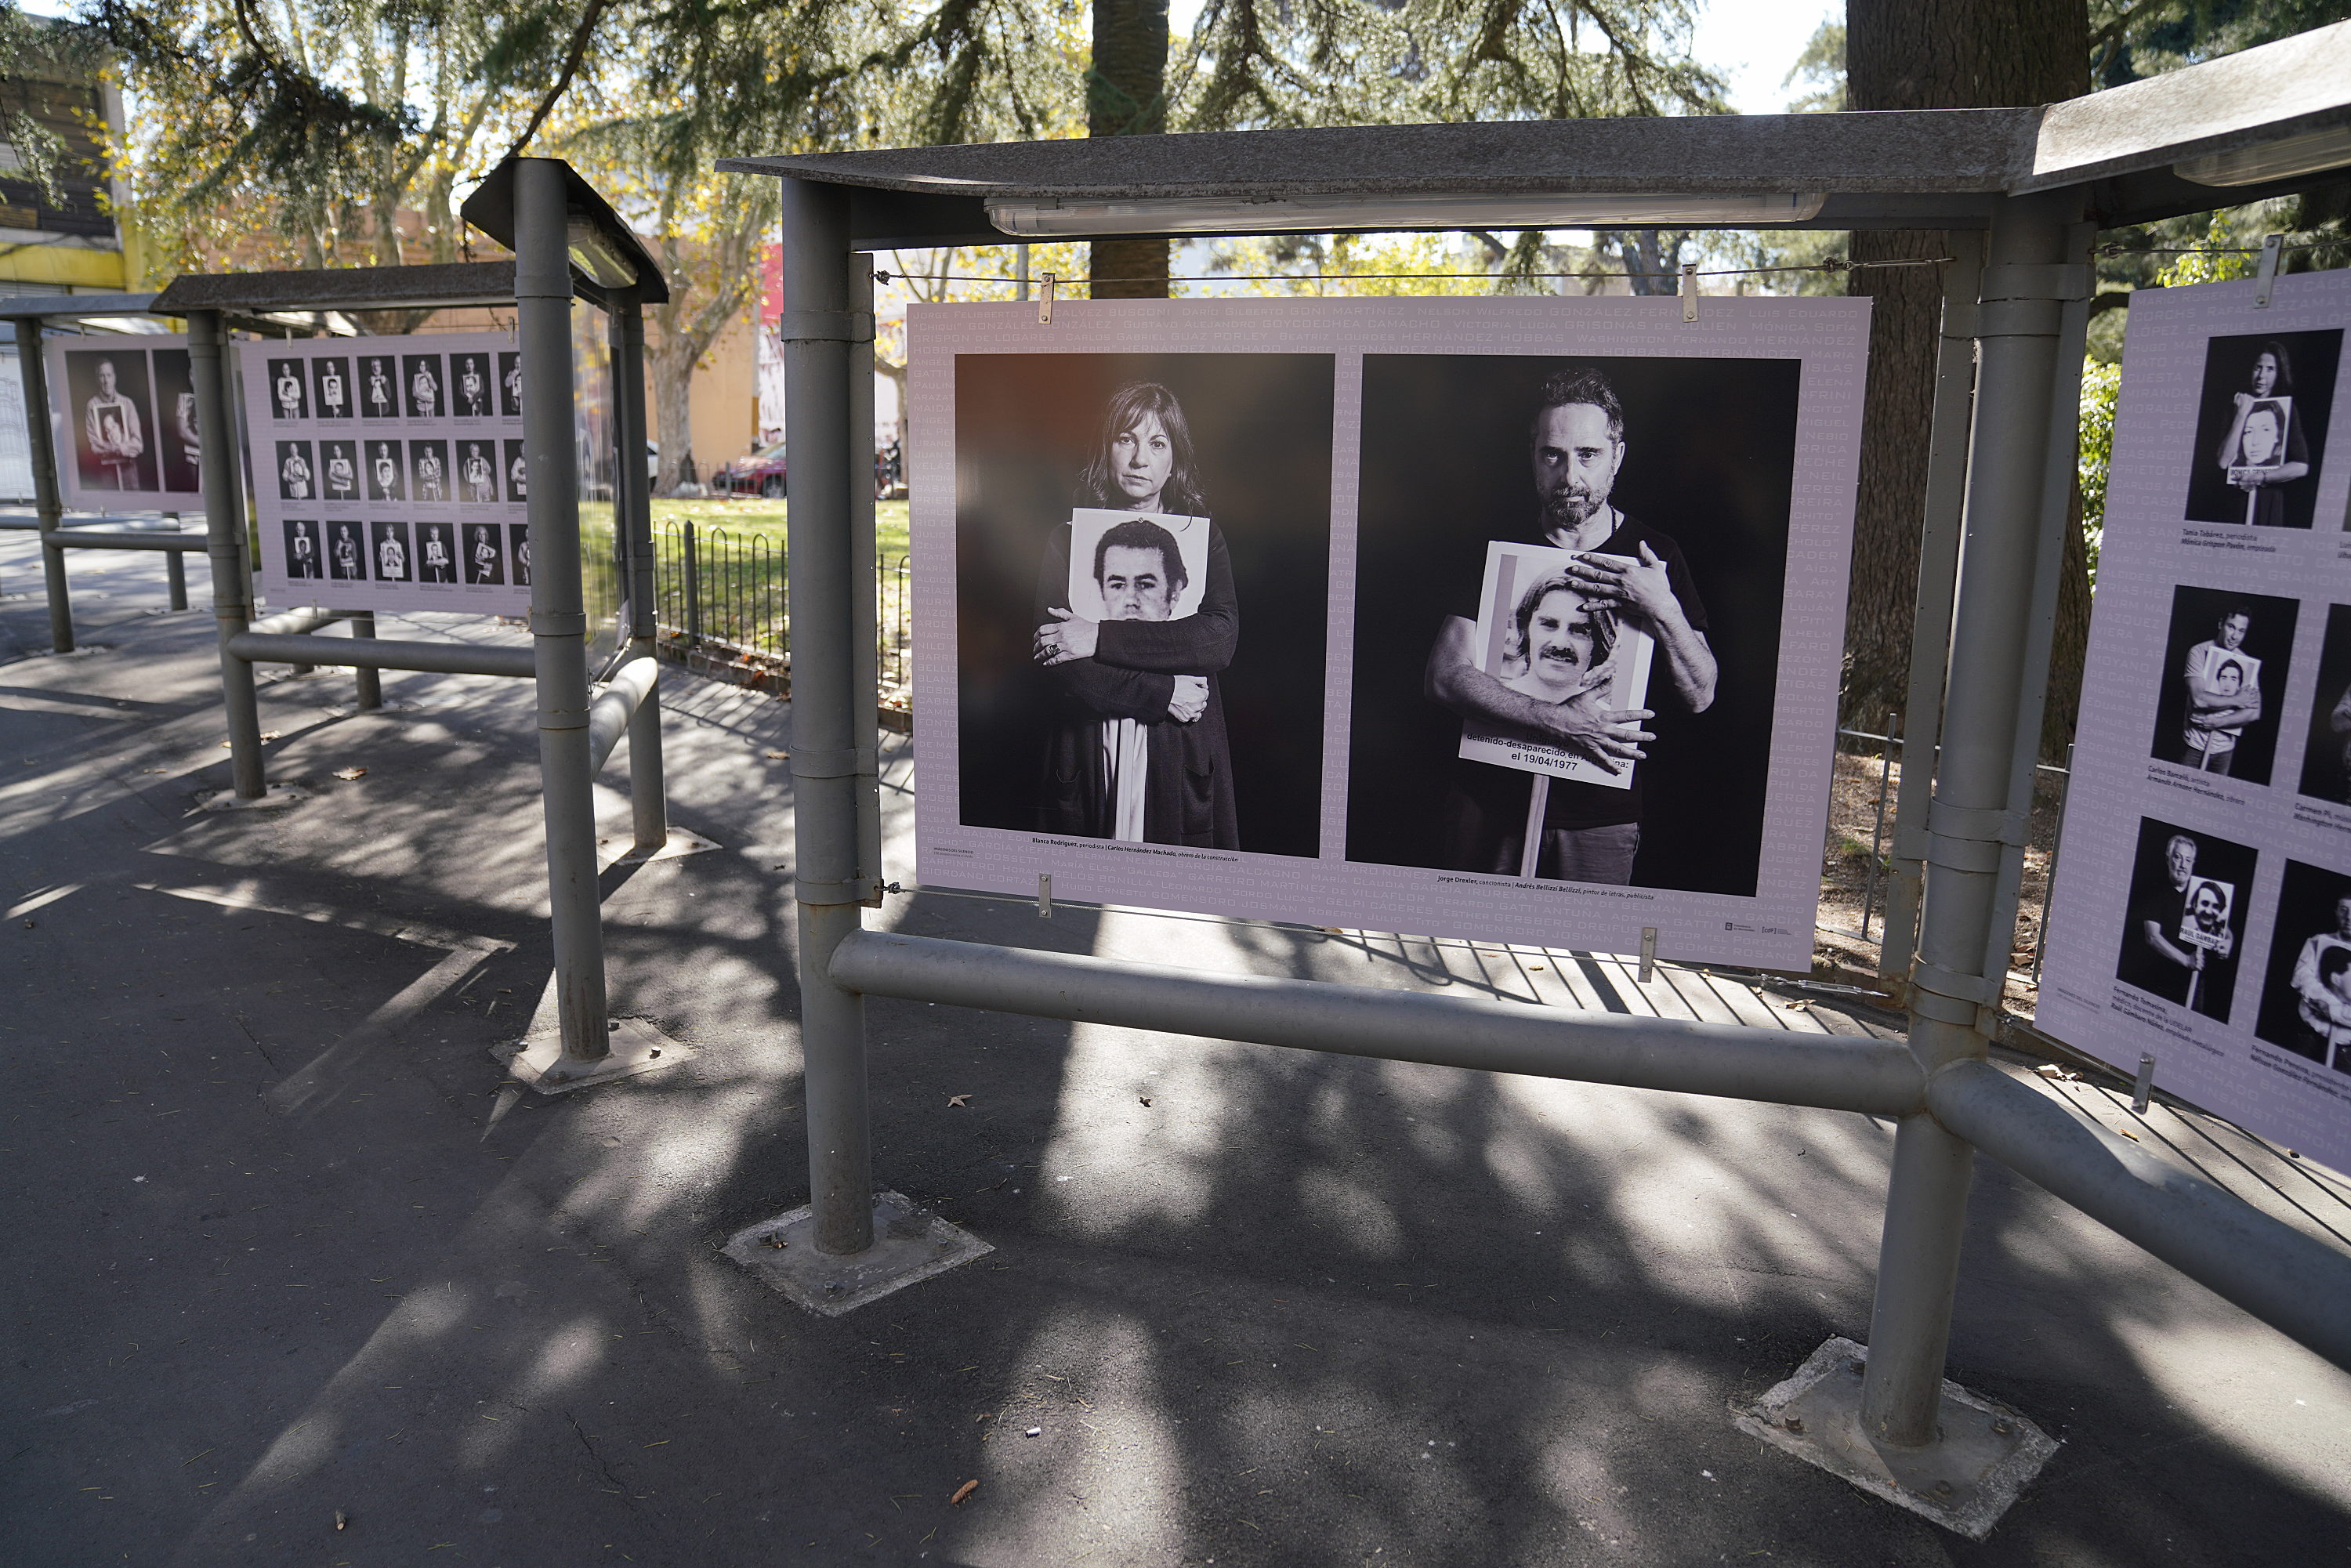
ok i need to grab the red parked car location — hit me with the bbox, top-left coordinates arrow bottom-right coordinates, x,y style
716,440 -> 787,497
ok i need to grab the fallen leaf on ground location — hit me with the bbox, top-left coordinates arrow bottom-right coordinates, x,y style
950,1480 -> 978,1506
1139,1097 -> 1152,1106
332,767 -> 367,780
764,749 -> 788,759
335,1510 -> 348,1530
947,1094 -> 969,1108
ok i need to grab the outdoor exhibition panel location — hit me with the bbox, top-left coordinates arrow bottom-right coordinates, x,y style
2040,266 -> 2351,1175
723,17 -> 2351,1539
42,331 -> 205,511
243,331 -> 534,616
911,296 -> 1869,972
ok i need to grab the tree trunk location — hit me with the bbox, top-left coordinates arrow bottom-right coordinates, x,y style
654,322 -> 696,495
1843,0 -> 2088,759
1088,0 -> 1169,299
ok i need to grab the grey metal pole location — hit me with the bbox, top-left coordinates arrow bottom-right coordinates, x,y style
165,545 -> 188,610
516,157 -> 610,1066
16,317 -> 72,653
190,310 -> 266,798
849,265 -> 882,903
682,518 -> 701,649
611,288 -> 667,855
1861,192 -> 2083,1448
349,611 -> 382,709
781,176 -> 876,1255
1878,245 -> 1983,987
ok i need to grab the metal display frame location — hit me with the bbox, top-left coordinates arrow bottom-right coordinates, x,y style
148,157 -> 686,1089
719,20 -> 2351,1535
0,292 -> 200,648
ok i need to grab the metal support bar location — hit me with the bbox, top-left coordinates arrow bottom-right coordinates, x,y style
610,288 -> 667,856
190,310 -> 265,798
1928,1059 -> 2351,1373
15,316 -> 71,653
516,158 -> 610,1069
348,611 -> 382,710
1867,191 -> 2082,1450
1879,244 -> 1982,984
587,656 -> 659,774
246,606 -> 349,637
831,930 -> 1929,1117
782,176 -> 875,1255
165,546 -> 188,610
226,630 -> 535,678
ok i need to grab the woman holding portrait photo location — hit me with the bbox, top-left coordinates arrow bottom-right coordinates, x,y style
2215,340 -> 2311,527
1029,381 -> 1239,849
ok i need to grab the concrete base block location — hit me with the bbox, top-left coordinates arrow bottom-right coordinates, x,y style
599,827 -> 721,869
724,1190 -> 992,1316
491,1016 -> 694,1095
195,784 -> 307,811
1733,1336 -> 2057,1541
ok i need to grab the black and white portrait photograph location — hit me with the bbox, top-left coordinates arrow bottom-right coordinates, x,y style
417,522 -> 456,583
2297,604 -> 2351,806
1346,355 -> 1792,893
267,357 -> 310,422
63,349 -> 158,493
403,353 -> 444,420
458,440 -> 498,503
369,520 -> 411,582
151,348 -> 199,494
498,351 -> 523,418
451,352 -> 492,418
365,439 -> 404,502
408,439 -> 450,503
462,522 -> 505,585
325,520 -> 367,582
312,356 -> 352,421
955,354 -> 1334,856
2148,585 -> 2295,784
360,354 -> 397,420
510,523 -> 530,587
274,440 -> 316,502
2114,816 -> 2256,1023
504,439 -> 527,501
1456,541 -> 1657,809
282,519 -> 321,581
2255,859 -> 2351,1072
2183,329 -> 2340,529
320,439 -> 358,502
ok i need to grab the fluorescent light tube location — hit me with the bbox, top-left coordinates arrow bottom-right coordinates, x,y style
566,217 -> 639,288
2175,123 -> 2351,186
987,190 -> 1828,237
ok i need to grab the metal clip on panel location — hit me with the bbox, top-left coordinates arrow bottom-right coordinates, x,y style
1038,274 -> 1056,325
1679,264 -> 1698,322
2254,234 -> 2284,308
1038,874 -> 1052,919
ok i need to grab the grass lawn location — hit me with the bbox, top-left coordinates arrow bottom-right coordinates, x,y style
650,496 -> 912,565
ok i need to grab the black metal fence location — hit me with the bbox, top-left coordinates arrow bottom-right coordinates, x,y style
650,520 -> 910,712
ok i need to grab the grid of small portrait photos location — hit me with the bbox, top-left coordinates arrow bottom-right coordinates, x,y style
245,332 -> 531,615
2038,267 -> 2351,1176
42,334 -> 207,510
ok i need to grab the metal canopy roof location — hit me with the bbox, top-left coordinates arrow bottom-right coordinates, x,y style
461,157 -> 672,305
149,261 -> 520,316
720,19 -> 2351,248
0,292 -> 161,320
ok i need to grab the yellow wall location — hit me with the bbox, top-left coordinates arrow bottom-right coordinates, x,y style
0,242 -> 127,291
643,308 -> 760,475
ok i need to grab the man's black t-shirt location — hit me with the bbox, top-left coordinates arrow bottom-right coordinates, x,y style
1445,512 -> 1710,831
2117,880 -> 2194,1006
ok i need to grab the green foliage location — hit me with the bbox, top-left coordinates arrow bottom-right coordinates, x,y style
1780,18 -> 1843,113
0,6 -> 109,206
2077,356 -> 2121,585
